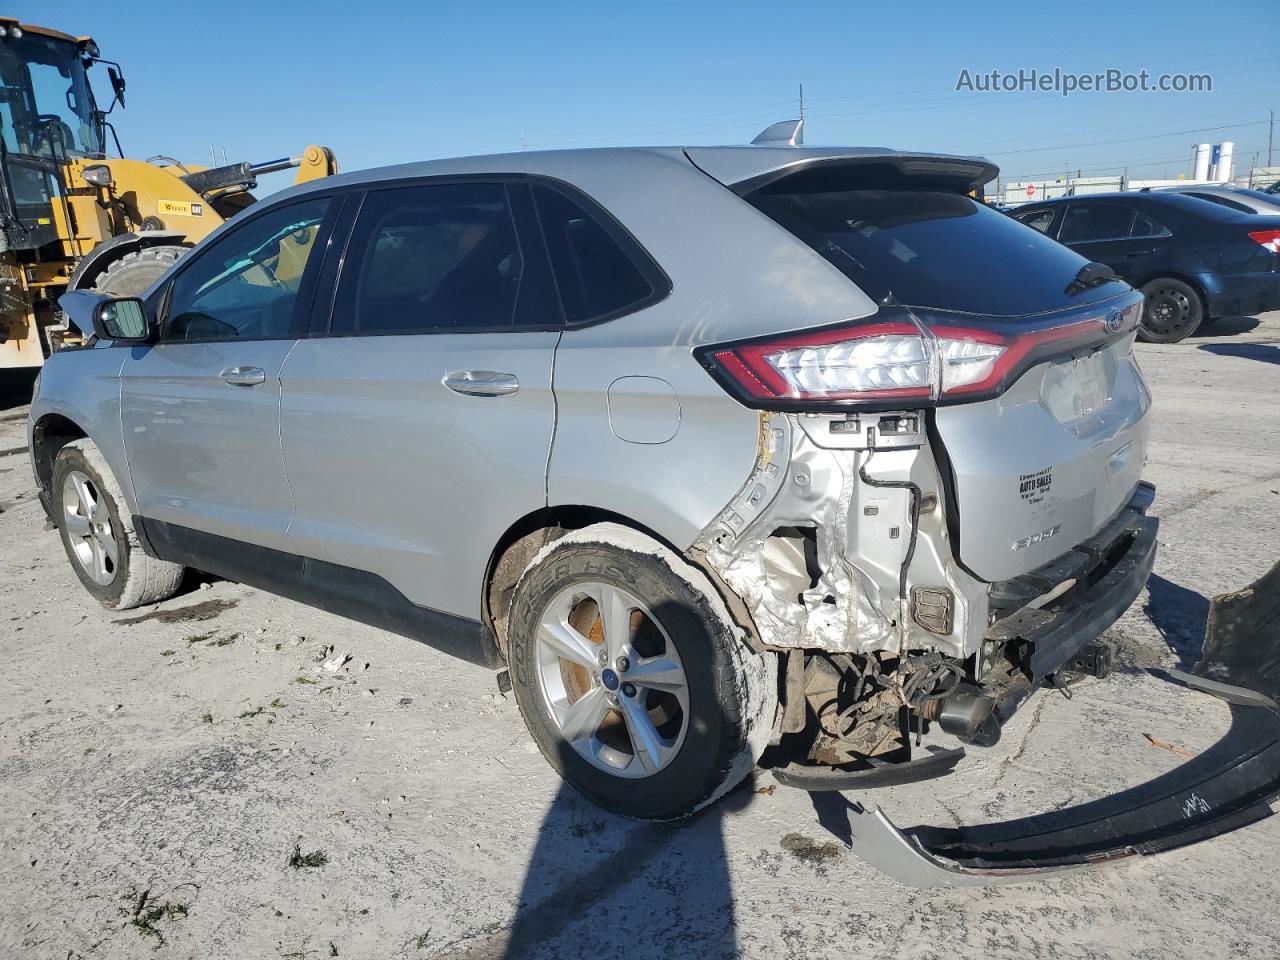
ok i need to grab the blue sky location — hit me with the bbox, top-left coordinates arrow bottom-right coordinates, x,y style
30,0 -> 1279,194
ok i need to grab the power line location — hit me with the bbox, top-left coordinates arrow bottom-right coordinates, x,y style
988,121 -> 1268,157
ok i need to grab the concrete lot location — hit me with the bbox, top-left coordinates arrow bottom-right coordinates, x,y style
1,314 -> 1278,960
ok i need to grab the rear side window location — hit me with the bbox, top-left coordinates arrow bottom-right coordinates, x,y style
1186,192 -> 1253,214
748,185 -> 1115,317
334,183 -> 526,333
1130,211 -> 1167,238
533,184 -> 654,324
1059,203 -> 1136,243
1015,208 -> 1055,234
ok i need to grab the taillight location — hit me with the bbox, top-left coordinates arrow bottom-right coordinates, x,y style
711,320 -> 934,403
700,301 -> 1141,410
1248,229 -> 1280,253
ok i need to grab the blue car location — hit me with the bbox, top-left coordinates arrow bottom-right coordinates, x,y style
1012,192 -> 1280,342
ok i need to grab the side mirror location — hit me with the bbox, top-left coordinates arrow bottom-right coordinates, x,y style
107,66 -> 126,109
92,298 -> 149,342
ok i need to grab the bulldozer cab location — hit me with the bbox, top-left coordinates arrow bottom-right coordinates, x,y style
0,22 -> 103,254
0,17 -> 337,378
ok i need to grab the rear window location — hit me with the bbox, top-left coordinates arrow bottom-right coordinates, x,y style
747,187 -> 1117,317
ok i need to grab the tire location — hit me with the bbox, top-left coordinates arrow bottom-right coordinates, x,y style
507,523 -> 777,820
1138,278 -> 1203,343
52,439 -> 185,610
92,245 -> 188,298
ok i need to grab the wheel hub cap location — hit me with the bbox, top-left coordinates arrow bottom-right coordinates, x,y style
62,470 -> 118,586
534,581 -> 690,779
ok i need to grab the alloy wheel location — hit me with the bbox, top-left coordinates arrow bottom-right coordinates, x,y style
534,581 -> 689,778
62,470 -> 118,586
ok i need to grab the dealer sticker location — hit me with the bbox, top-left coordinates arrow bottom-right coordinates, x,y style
1019,466 -> 1053,504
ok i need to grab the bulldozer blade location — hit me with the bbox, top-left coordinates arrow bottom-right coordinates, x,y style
838,564 -> 1280,887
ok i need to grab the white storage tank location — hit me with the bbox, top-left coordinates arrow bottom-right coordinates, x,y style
1193,142 -> 1212,181
1211,141 -> 1234,182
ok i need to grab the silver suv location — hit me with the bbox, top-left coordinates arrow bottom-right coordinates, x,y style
31,139 -> 1156,820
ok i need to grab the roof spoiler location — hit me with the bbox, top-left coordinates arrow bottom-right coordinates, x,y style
751,119 -> 804,146
726,154 -> 999,196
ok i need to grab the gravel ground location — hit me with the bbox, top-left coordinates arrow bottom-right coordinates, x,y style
1,313 -> 1278,960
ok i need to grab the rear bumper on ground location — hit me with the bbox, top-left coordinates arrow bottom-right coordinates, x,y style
845,562 -> 1280,888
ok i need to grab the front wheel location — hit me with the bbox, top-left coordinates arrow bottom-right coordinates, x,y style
52,439 -> 186,609
506,523 -> 777,820
1139,278 -> 1203,343
92,245 -> 188,298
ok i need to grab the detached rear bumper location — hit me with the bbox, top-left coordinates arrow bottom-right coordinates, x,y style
988,483 -> 1158,682
844,562 -> 1280,888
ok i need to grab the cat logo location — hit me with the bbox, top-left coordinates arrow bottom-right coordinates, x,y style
158,200 -> 203,217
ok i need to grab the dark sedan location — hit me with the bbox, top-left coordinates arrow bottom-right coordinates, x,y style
1011,192 -> 1280,342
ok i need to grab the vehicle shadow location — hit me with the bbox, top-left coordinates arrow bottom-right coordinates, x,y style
1142,572 -> 1209,669
1191,315 -> 1262,338
1197,342 -> 1280,366
492,598 -> 756,960
493,769 -> 749,960
0,369 -> 37,411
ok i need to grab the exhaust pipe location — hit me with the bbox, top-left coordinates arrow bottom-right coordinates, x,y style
927,687 -> 1002,746
926,641 -> 1116,747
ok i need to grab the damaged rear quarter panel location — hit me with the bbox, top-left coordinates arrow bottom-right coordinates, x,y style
696,412 -> 988,661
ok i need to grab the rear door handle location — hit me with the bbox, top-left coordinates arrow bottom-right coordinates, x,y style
220,366 -> 266,386
442,370 -> 520,397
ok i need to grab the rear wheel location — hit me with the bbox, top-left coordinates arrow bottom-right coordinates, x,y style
52,439 -> 185,609
92,245 -> 188,297
1138,278 -> 1203,343
506,523 -> 777,820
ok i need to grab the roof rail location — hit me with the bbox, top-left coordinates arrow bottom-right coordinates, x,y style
751,119 -> 804,147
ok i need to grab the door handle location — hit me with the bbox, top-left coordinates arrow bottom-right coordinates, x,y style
442,370 -> 520,397
1125,248 -> 1155,257
220,366 -> 266,386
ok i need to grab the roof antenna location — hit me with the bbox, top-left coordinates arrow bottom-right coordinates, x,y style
751,84 -> 805,145
751,118 -> 804,146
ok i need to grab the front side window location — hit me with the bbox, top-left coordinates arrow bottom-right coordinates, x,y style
532,184 -> 654,324
334,182 -> 524,333
1059,203 -> 1136,243
163,196 -> 330,341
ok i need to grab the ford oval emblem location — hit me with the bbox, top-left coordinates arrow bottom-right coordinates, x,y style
1105,309 -> 1125,334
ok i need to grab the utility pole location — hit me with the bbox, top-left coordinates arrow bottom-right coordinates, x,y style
799,83 -> 805,124
1269,110 -> 1274,167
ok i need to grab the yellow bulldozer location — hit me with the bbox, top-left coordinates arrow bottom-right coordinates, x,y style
0,16 -> 336,378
